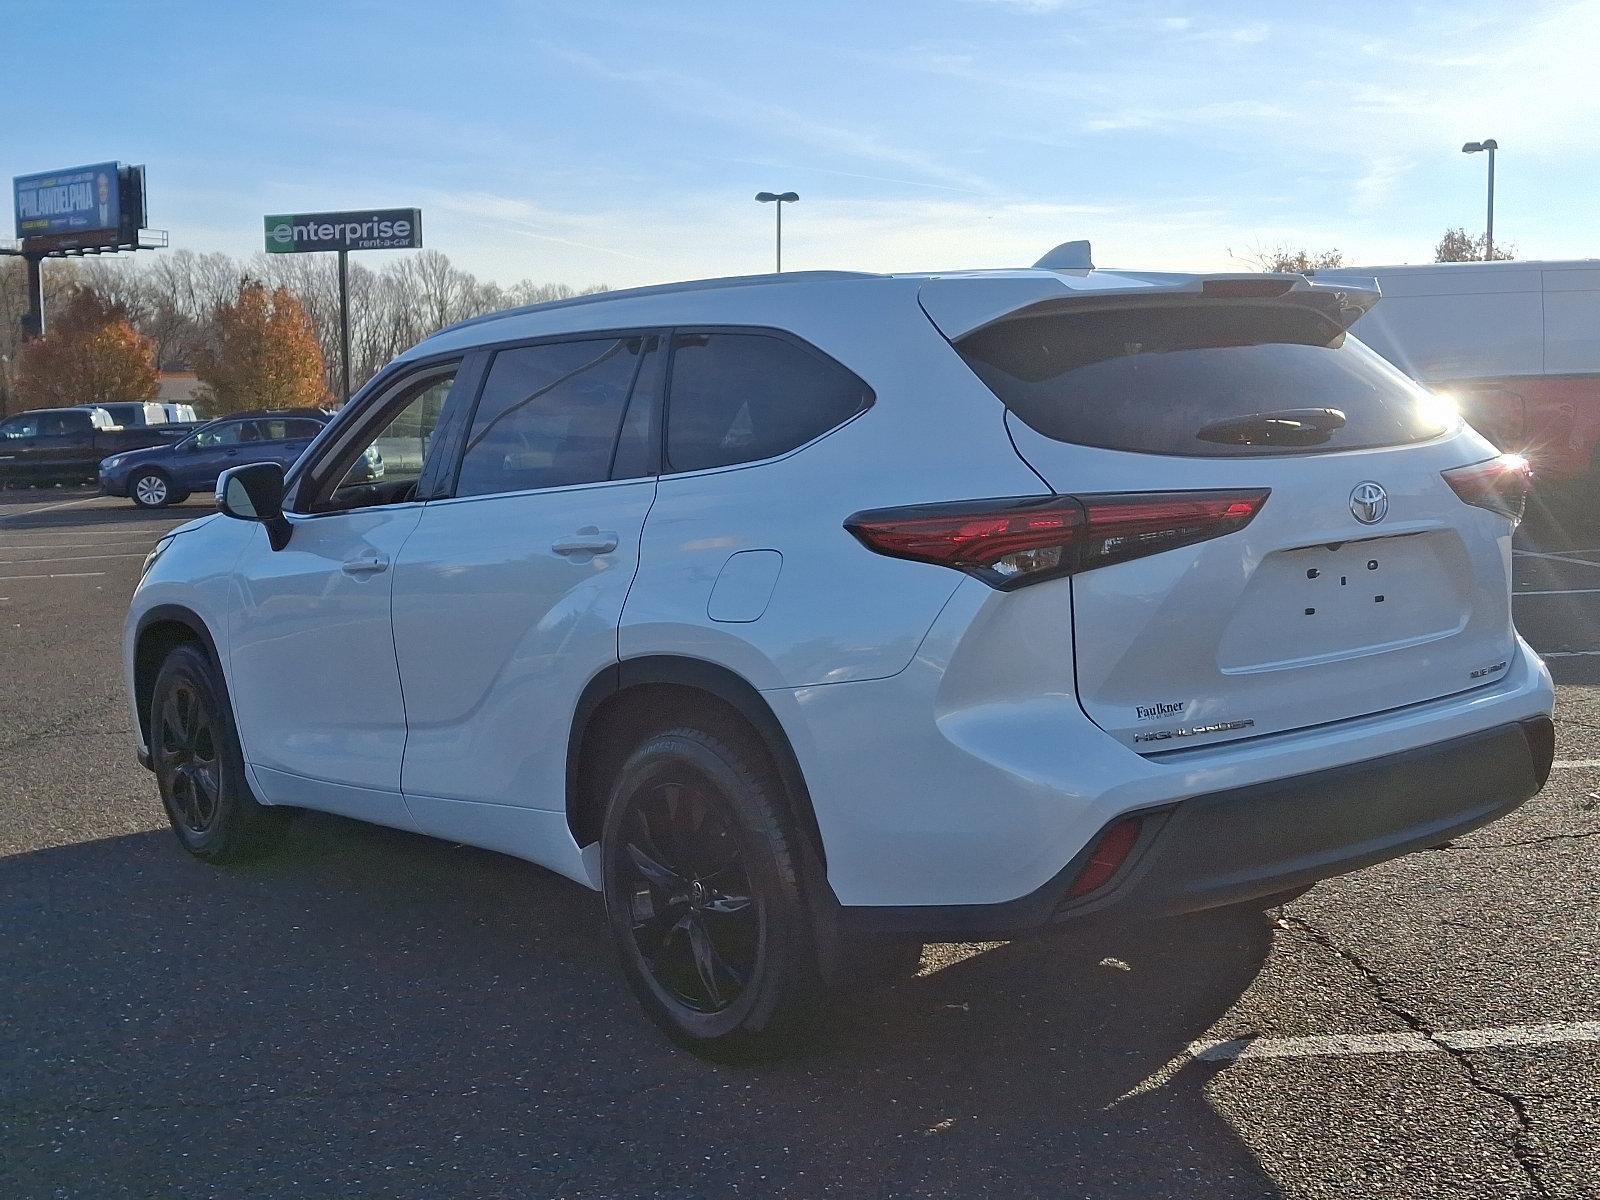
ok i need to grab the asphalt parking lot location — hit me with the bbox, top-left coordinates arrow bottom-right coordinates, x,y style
1,486 -> 1596,1200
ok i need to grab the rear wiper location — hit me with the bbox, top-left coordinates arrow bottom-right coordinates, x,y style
1196,407 -> 1347,447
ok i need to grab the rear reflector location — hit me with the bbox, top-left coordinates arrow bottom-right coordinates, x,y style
845,489 -> 1268,589
1442,454 -> 1532,525
1066,817 -> 1143,899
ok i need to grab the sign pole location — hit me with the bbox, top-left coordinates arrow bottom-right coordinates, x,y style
22,253 -> 45,341
263,208 -> 420,404
337,248 -> 351,406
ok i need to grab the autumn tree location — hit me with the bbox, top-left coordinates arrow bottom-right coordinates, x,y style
11,287 -> 159,411
193,280 -> 330,416
1435,227 -> 1515,262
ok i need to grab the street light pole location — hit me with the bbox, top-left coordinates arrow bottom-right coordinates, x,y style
1461,139 -> 1499,259
755,191 -> 799,272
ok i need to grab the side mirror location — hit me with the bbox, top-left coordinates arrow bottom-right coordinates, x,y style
217,462 -> 292,551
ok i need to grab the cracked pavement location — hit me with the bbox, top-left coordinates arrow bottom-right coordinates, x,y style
1,490 -> 1596,1199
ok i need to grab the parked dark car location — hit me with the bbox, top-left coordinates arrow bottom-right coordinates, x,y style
98,410 -> 344,508
0,407 -> 181,487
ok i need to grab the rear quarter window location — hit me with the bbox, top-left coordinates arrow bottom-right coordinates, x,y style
665,332 -> 872,473
956,302 -> 1451,457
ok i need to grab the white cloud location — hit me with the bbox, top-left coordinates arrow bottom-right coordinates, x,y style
414,189 -> 1244,290
553,48 -> 991,193
1352,155 -> 1411,212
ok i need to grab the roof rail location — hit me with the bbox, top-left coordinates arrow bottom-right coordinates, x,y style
433,269 -> 880,337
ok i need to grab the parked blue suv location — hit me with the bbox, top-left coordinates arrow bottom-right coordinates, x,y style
99,411 -> 337,508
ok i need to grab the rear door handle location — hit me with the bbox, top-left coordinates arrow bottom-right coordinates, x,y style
342,553 -> 390,576
551,527 -> 619,556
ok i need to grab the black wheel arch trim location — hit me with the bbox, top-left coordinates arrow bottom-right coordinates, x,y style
568,655 -> 825,861
133,605 -> 234,771
568,655 -> 843,968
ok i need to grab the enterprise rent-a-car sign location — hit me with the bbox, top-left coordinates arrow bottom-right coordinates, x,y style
265,208 -> 421,253
14,162 -> 121,238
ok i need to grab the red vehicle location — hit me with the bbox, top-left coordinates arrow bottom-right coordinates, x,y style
1316,260 -> 1600,482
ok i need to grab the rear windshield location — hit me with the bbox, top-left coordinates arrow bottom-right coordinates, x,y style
955,302 -> 1451,457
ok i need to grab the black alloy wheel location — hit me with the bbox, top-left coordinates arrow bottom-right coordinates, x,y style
155,678 -> 220,835
618,778 -> 761,1013
601,727 -> 824,1058
150,642 -> 287,862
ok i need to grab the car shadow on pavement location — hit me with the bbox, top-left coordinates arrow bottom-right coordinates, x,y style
1,813 -> 1282,1199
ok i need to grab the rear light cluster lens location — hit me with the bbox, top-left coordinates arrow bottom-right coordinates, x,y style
1442,454 -> 1533,525
845,489 -> 1269,589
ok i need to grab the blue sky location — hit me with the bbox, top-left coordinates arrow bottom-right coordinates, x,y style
6,0 -> 1597,288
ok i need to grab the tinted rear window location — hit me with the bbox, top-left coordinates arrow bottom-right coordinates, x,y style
956,303 -> 1451,457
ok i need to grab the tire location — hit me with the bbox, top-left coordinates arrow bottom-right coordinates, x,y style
131,469 -> 174,509
601,726 -> 825,1060
150,642 -> 288,862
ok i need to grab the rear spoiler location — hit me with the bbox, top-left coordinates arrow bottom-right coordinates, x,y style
919,270 -> 1382,342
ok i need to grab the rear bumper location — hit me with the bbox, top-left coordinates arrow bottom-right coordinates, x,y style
840,716 -> 1554,939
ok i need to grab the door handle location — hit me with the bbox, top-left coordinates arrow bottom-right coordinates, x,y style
341,553 -> 390,576
551,527 -> 620,556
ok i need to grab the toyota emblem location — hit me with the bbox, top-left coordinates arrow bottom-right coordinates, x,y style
1350,481 -> 1388,524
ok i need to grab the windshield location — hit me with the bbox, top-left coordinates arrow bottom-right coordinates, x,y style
956,302 -> 1453,457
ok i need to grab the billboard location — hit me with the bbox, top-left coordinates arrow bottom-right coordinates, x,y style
264,208 -> 421,253
14,163 -> 122,240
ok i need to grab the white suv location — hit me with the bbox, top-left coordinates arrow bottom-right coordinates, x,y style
125,255 -> 1555,1056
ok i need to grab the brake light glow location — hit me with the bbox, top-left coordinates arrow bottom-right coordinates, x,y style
845,490 -> 1268,589
1442,454 -> 1532,525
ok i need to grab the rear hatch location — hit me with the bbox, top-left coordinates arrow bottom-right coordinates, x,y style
928,277 -> 1519,751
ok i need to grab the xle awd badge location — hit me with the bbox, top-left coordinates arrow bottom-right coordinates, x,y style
1350,481 -> 1389,525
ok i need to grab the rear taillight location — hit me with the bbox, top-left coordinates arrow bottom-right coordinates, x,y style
845,489 -> 1268,589
1442,454 -> 1532,525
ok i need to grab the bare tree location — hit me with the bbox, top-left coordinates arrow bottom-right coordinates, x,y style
1435,227 -> 1515,262
55,247 -> 607,399
1230,243 -> 1345,273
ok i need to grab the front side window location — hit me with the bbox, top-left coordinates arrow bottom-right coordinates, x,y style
193,421 -> 246,449
1,416 -> 40,439
664,332 -> 872,473
454,336 -> 645,498
320,372 -> 455,511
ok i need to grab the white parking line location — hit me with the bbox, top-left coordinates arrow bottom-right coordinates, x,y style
1513,550 -> 1600,569
0,495 -> 104,523
1550,759 -> 1600,770
0,552 -> 147,564
1540,651 -> 1600,658
1514,588 -> 1600,596
1189,1019 -> 1600,1064
1119,1018 -> 1600,1101
0,538 -> 165,548
0,571 -> 106,582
